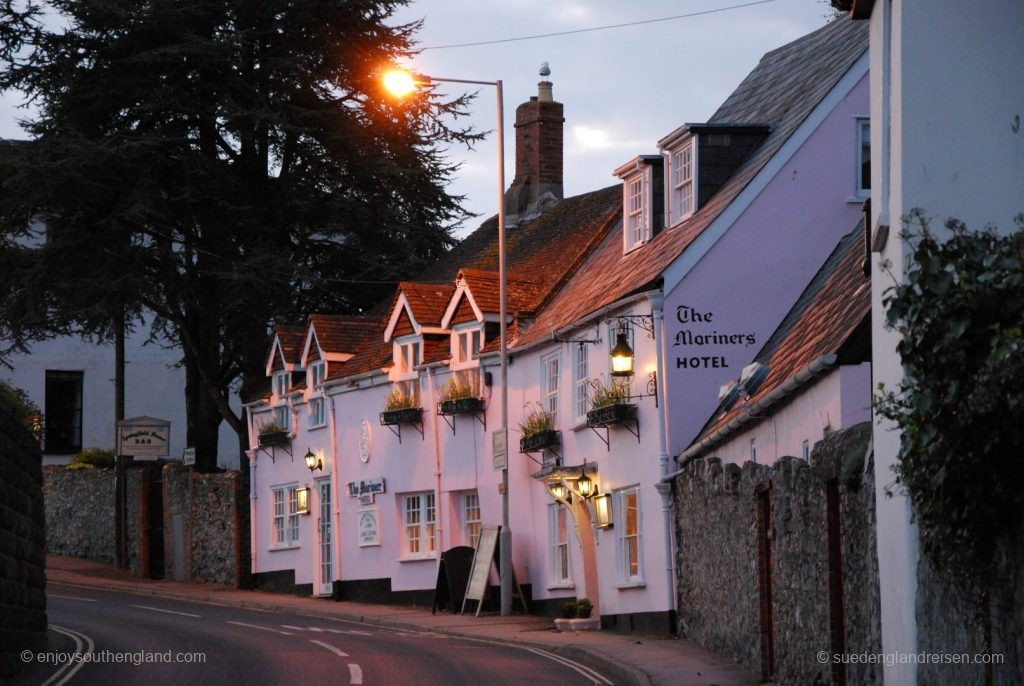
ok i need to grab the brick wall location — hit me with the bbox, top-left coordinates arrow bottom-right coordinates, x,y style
674,422 -> 881,685
0,406 -> 47,679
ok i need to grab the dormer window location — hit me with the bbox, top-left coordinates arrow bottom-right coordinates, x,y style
668,138 -> 695,226
613,155 -> 663,253
452,326 -> 482,368
309,361 -> 326,389
395,338 -> 421,378
273,370 -> 290,398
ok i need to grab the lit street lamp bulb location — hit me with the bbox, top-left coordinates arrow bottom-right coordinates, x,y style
383,68 -> 417,98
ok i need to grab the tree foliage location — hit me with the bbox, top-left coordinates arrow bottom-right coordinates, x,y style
875,210 -> 1024,586
0,0 -> 481,469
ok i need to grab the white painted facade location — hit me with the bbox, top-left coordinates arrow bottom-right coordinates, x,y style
864,2 -> 1024,682
2,320 -> 240,468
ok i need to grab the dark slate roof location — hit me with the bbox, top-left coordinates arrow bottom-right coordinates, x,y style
688,222 -> 870,453
513,18 -> 868,349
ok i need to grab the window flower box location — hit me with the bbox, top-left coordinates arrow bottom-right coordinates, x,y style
586,402 -> 636,428
380,407 -> 423,426
259,430 -> 290,446
439,396 -> 484,415
520,429 -> 559,454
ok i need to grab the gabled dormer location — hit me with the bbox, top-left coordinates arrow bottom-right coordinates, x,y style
384,282 -> 455,381
657,123 -> 770,230
264,326 -> 306,430
613,155 -> 664,253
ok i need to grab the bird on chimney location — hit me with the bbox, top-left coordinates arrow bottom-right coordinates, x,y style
539,62 -> 551,82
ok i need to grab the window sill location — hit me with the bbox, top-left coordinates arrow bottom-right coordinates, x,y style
307,423 -> 327,432
614,580 -> 647,590
547,583 -> 576,591
269,544 -> 301,552
569,419 -> 590,432
398,555 -> 438,563
847,194 -> 870,204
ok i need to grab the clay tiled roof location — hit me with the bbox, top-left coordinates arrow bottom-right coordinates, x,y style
274,326 -> 306,364
688,224 -> 870,451
415,185 -> 622,307
457,268 -> 547,315
308,314 -> 378,355
513,19 -> 868,349
396,282 -> 456,328
421,336 -> 451,365
325,321 -> 391,381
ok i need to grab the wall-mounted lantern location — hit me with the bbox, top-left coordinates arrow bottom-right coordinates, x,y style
610,330 -> 635,378
548,480 -> 569,503
296,486 -> 311,515
593,493 -> 613,528
576,466 -> 596,500
304,448 -> 322,472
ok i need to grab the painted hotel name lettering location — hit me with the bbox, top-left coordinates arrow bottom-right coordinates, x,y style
673,305 -> 756,369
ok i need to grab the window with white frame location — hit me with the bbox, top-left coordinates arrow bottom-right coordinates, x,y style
573,344 -> 589,422
856,118 -> 871,197
548,503 -> 572,585
308,397 -> 326,429
402,492 -> 436,558
273,370 -> 290,398
452,326 -> 482,368
309,360 -> 326,389
668,139 -> 695,225
617,486 -> 643,583
395,339 -> 421,377
623,172 -> 650,252
271,484 -> 300,548
462,491 -> 481,548
273,404 -> 292,431
541,352 -> 559,424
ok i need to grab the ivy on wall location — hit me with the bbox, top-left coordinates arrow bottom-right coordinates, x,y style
876,210 -> 1024,586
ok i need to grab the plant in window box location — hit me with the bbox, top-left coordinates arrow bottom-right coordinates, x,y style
380,386 -> 423,426
438,374 -> 483,414
258,420 -> 290,446
586,378 -> 635,427
518,402 -> 558,453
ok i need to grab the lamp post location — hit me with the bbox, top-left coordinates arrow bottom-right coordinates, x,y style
384,69 -> 513,616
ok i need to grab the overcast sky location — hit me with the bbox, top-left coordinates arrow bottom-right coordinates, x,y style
0,0 -> 835,238
389,0 -> 834,236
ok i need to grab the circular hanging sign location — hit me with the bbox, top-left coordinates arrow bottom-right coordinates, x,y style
359,418 -> 372,463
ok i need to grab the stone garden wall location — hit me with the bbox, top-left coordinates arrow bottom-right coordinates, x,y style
674,422 -> 881,685
0,406 -> 47,679
44,467 -> 115,562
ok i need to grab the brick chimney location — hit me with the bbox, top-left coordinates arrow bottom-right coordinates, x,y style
503,73 -> 564,225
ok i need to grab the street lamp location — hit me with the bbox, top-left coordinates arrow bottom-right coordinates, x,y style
383,67 -> 513,617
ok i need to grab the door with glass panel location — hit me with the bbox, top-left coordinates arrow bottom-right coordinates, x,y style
317,479 -> 333,596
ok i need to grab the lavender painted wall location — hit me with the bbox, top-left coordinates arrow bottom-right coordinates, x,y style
664,74 -> 869,457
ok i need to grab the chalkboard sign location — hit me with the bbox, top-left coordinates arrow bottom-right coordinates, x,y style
461,525 -> 500,616
432,546 -> 475,614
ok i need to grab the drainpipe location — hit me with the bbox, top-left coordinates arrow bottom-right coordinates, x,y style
649,291 -> 678,621
245,406 -> 258,575
427,368 -> 444,551
328,393 -> 341,587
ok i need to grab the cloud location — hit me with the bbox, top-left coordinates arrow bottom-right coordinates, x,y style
570,124 -> 648,154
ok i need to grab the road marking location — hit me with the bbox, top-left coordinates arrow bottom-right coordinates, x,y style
281,625 -> 304,631
310,639 -> 349,657
521,646 -> 613,685
348,663 -> 363,684
45,625 -> 95,686
48,593 -> 97,602
131,604 -> 201,618
227,620 -> 294,635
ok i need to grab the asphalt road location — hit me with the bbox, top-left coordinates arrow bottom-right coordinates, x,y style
26,582 -> 612,685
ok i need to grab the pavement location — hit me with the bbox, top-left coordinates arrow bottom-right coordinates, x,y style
44,555 -> 757,686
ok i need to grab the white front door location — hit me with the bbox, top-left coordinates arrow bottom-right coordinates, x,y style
317,479 -> 333,596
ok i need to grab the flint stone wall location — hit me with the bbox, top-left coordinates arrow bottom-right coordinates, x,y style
674,422 -> 881,685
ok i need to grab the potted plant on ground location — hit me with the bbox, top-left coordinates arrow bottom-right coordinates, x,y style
586,378 -> 635,427
258,420 -> 290,446
380,386 -> 423,426
554,597 -> 600,632
438,374 -> 483,414
519,402 -> 558,453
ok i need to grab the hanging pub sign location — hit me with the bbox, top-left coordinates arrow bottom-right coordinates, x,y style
116,416 -> 171,459
347,477 -> 385,505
